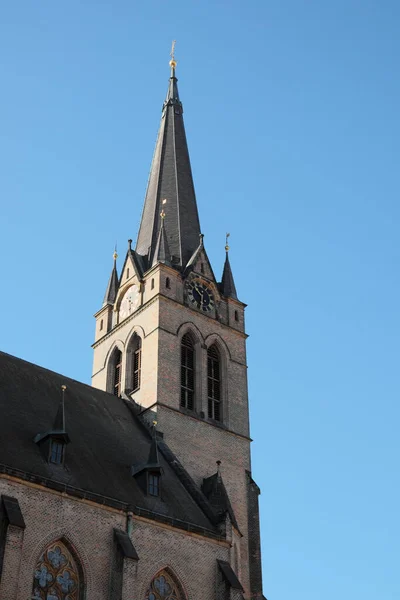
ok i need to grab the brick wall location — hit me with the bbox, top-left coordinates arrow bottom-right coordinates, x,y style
0,476 -> 233,600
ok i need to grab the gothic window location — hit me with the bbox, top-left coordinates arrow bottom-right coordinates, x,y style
113,349 -> 122,397
166,277 -> 171,289
145,570 -> 185,600
234,310 -> 239,322
32,540 -> 83,600
207,345 -> 221,421
100,319 -> 103,331
151,278 -> 155,290
180,334 -> 195,411
126,334 -> 142,393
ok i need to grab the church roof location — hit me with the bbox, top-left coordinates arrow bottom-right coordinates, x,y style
135,62 -> 201,270
0,351 -> 217,536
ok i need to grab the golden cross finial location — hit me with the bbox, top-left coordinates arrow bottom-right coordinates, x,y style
225,232 -> 230,252
160,198 -> 167,219
169,40 -> 177,68
113,243 -> 118,261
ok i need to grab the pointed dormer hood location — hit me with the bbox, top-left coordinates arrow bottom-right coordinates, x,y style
135,56 -> 201,270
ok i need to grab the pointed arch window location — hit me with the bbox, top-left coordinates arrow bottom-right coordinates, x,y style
180,334 -> 195,411
32,539 -> 83,600
145,569 -> 186,600
126,334 -> 142,393
113,349 -> 122,397
207,345 -> 221,421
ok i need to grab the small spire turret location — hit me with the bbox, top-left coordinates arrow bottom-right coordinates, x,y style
53,385 -> 67,432
103,248 -> 119,306
152,199 -> 171,267
220,234 -> 238,300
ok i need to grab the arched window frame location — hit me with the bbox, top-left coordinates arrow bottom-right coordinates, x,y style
31,537 -> 85,600
180,333 -> 196,412
207,343 -> 223,422
106,345 -> 124,397
125,332 -> 142,394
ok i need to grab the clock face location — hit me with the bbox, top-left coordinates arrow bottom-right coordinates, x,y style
187,279 -> 215,313
119,284 -> 140,320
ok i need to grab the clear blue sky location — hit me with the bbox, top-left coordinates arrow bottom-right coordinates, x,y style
1,2 -> 399,598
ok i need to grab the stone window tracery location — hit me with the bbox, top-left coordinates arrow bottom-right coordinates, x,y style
32,540 -> 82,600
145,570 -> 185,600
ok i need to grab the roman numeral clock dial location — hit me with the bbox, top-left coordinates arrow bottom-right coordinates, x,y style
187,279 -> 215,313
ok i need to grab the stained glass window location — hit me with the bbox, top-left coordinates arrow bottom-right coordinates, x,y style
145,570 -> 185,600
32,540 -> 82,600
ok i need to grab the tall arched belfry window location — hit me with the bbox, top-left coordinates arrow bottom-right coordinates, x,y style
126,334 -> 142,393
32,539 -> 83,600
113,349 -> 123,397
207,345 -> 221,421
180,333 -> 195,411
145,569 -> 186,600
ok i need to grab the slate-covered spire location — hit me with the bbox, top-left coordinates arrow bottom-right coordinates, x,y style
103,250 -> 119,305
147,422 -> 161,468
136,51 -> 201,270
152,203 -> 171,267
220,234 -> 238,300
52,384 -> 67,432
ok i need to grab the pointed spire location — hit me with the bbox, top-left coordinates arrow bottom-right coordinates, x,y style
152,200 -> 171,267
136,44 -> 201,270
148,420 -> 160,467
53,385 -> 67,432
103,248 -> 119,305
221,234 -> 238,300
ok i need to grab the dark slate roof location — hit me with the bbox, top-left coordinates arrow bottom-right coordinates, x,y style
220,252 -> 238,300
217,560 -> 244,592
1,495 -> 26,529
135,64 -> 201,270
114,528 -> 139,560
202,471 -> 240,532
0,351 -> 215,534
103,257 -> 119,305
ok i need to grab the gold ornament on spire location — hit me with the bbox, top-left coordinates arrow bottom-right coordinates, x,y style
225,232 -> 230,252
160,198 -> 167,219
169,40 -> 177,68
113,244 -> 118,261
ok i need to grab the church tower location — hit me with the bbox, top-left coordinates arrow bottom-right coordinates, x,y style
92,54 -> 263,599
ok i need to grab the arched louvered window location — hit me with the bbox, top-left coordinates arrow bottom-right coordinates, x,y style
145,569 -> 186,600
181,334 -> 195,411
207,345 -> 221,421
133,341 -> 141,391
113,349 -> 122,397
32,539 -> 84,599
125,334 -> 142,394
